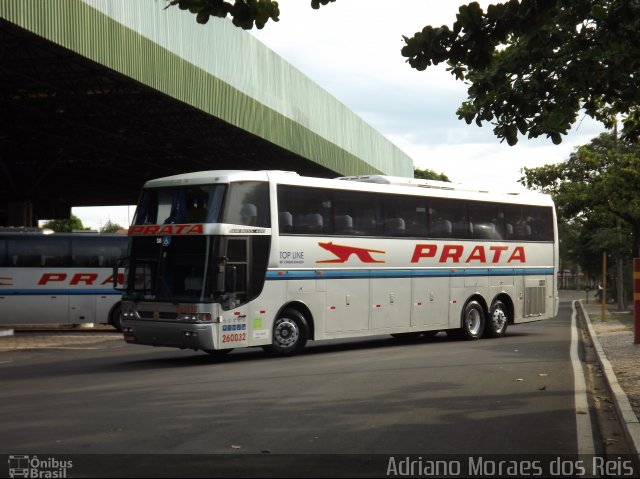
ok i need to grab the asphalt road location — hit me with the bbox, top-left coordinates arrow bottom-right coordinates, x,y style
0,301 -> 588,476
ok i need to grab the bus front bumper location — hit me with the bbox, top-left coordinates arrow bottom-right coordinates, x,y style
122,319 -> 216,351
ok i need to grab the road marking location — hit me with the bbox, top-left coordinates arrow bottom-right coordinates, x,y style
571,300 -> 596,456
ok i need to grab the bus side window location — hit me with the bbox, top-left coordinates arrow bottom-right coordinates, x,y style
0,239 -> 6,267
333,190 -> 380,236
279,211 -> 293,232
277,185 -> 329,235
223,182 -> 270,227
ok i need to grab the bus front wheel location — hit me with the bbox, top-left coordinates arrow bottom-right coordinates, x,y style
264,308 -> 309,357
109,305 -> 123,332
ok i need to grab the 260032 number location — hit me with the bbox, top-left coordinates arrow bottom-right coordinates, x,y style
222,333 -> 246,343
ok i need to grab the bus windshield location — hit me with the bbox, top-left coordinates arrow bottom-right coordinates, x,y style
133,185 -> 227,225
132,182 -> 271,227
124,235 -> 222,303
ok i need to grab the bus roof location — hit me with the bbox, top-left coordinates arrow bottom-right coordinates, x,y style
142,170 -> 553,207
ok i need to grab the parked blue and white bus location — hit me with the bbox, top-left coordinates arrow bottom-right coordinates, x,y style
119,170 -> 559,355
0,232 -> 127,330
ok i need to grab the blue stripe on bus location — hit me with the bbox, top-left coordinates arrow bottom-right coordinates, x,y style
0,289 -> 121,296
266,268 -> 554,281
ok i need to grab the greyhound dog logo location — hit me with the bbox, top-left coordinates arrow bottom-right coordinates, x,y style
317,242 -> 385,263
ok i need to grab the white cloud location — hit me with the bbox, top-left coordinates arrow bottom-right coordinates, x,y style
74,1 -> 607,226
252,0 -> 607,188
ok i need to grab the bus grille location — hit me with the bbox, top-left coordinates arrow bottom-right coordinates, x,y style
138,311 -> 177,320
525,281 -> 546,317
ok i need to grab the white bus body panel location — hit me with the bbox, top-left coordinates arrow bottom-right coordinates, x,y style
0,268 -> 119,324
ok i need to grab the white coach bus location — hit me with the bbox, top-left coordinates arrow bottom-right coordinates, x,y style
119,170 -> 558,356
0,232 -> 127,330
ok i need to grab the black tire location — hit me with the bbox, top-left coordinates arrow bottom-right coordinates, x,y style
485,300 -> 509,338
264,308 -> 309,357
458,300 -> 485,340
204,348 -> 234,355
109,304 -> 123,332
391,332 -> 422,341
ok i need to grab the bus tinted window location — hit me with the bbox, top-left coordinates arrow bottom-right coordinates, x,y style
0,239 -> 6,267
430,199 -> 469,239
468,202 -> 504,240
223,182 -> 270,227
71,237 -> 127,267
382,195 -> 427,237
333,190 -> 380,236
133,185 -> 226,225
278,185 -> 553,242
278,186 -> 331,235
8,237 -> 69,267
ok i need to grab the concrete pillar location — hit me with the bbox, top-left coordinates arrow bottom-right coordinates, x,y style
7,201 -> 34,227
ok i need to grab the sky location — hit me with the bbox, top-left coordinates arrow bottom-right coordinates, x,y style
74,0 -> 605,230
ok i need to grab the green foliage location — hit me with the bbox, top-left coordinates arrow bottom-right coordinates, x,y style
401,0 -> 640,145
311,0 -> 336,9
165,0 -> 281,29
42,215 -> 87,233
521,132 -> 640,260
413,167 -> 450,182
100,220 -> 124,234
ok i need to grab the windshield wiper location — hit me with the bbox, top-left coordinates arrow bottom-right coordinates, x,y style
158,275 -> 178,305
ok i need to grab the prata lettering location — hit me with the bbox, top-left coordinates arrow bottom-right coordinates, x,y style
128,224 -> 204,236
38,273 -> 123,286
411,244 -> 526,264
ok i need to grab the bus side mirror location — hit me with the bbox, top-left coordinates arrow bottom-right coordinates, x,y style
225,265 -> 237,292
216,263 -> 225,293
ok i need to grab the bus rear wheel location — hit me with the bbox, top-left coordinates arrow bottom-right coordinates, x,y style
486,300 -> 509,338
264,308 -> 309,357
454,300 -> 485,340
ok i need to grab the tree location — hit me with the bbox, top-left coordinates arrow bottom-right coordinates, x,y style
400,0 -> 640,145
521,132 -> 640,256
521,132 -> 640,306
165,0 -> 337,28
166,0 -> 277,29
100,220 -> 124,234
167,1 -> 640,146
414,167 -> 450,182
41,215 -> 87,233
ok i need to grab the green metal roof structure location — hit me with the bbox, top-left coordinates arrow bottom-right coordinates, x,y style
2,2 -> 412,167
0,0 -> 414,225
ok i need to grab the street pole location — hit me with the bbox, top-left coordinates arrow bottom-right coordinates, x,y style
635,258 -> 640,344
602,251 -> 607,321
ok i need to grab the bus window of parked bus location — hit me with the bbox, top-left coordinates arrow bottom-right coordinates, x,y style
71,237 -> 127,267
0,238 -> 6,267
8,237 -> 69,267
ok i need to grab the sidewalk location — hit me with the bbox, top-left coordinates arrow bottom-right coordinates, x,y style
567,290 -> 640,458
0,326 -> 121,351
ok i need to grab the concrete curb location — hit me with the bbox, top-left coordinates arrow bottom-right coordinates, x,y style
579,300 -> 640,459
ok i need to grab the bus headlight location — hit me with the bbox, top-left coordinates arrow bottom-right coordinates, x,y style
122,307 -> 138,319
176,313 -> 212,323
